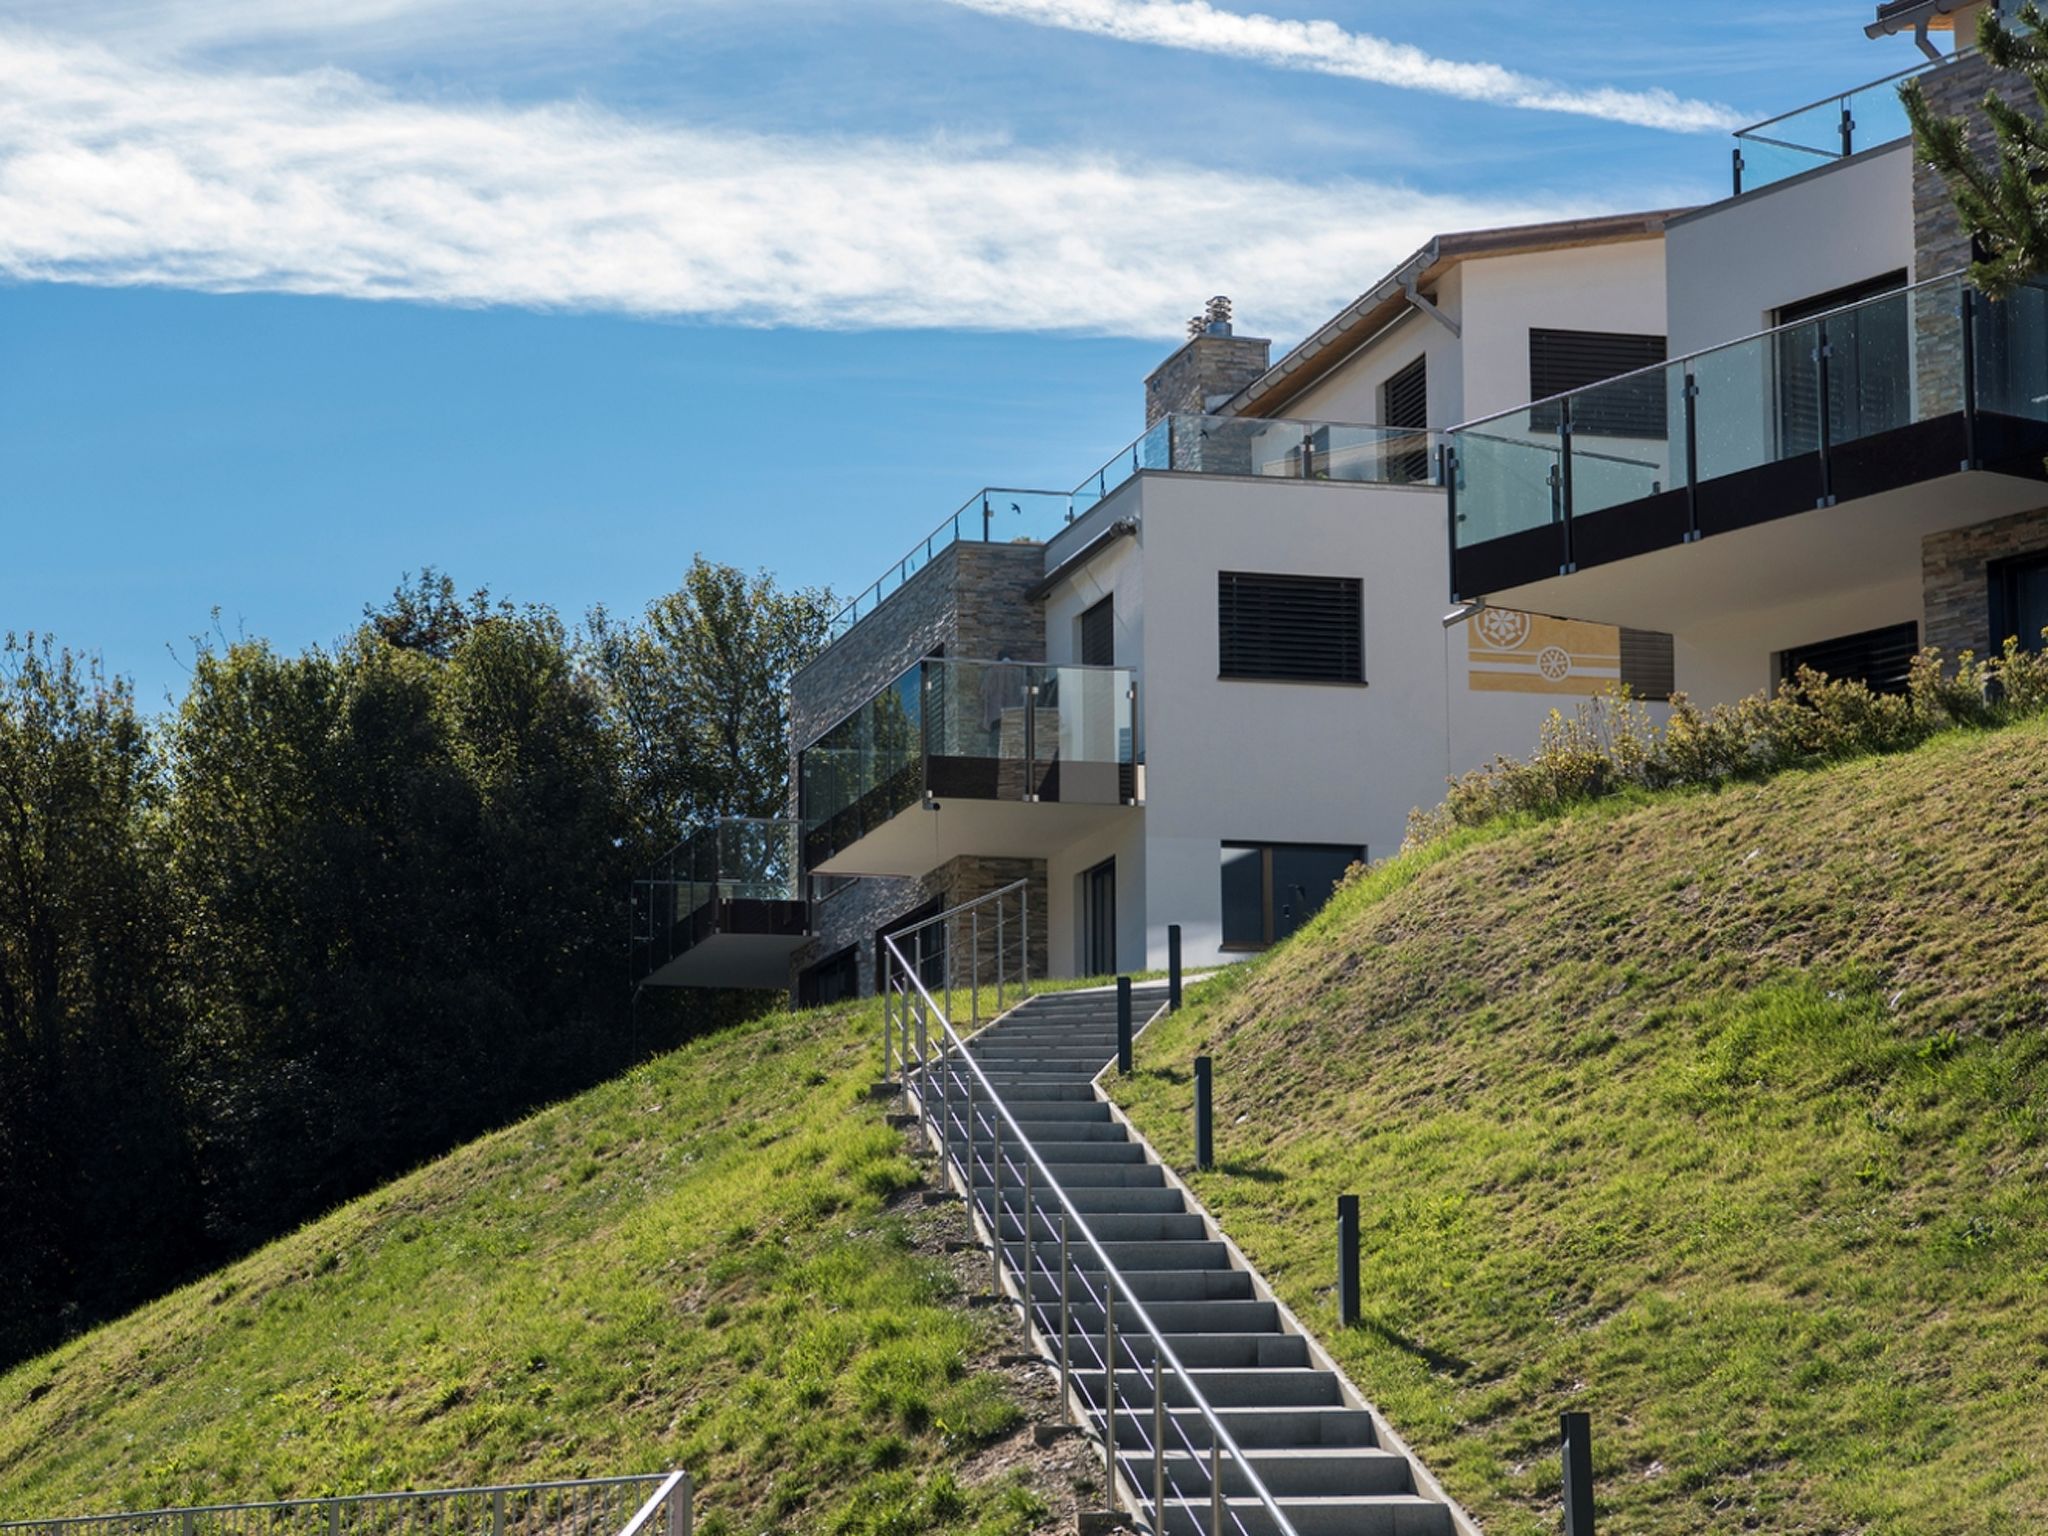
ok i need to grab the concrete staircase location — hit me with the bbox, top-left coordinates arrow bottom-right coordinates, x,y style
924,984 -> 1460,1536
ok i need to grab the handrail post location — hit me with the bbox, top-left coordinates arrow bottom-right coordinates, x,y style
944,914 -> 953,1024
1682,369 -> 1700,542
1059,1212 -> 1073,1421
1558,394 -> 1577,575
666,1476 -> 692,1536
1022,884 -> 1031,989
1961,286 -> 1980,470
1152,1358 -> 1167,1523
1023,682 -> 1038,803
972,908 -> 981,1027
996,898 -> 1006,1014
1104,1287 -> 1118,1506
1209,1439 -> 1224,1536
914,1000 -> 928,1123
1815,319 -> 1835,507
1022,1147 -> 1034,1286
990,1110 -> 1004,1296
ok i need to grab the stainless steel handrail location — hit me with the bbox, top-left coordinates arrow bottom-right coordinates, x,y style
880,888 -> 1301,1536
0,1475 -> 689,1536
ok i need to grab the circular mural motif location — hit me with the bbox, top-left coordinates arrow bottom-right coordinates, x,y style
1537,645 -> 1572,681
1476,608 -> 1532,650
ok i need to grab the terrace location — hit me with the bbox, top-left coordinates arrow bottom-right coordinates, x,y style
799,656 -> 1137,877
1728,56 -> 1934,197
1444,272 -> 2048,633
629,817 -> 809,989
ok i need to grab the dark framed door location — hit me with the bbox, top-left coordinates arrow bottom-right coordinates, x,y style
1082,859 -> 1116,977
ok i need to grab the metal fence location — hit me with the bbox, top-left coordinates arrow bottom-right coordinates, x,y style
1,1474 -> 692,1536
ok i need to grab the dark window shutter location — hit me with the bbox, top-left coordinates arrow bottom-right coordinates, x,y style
1218,571 -> 1363,683
1080,596 -> 1115,666
1529,329 -> 1667,437
1618,629 -> 1676,701
1780,621 -> 1920,695
1381,356 -> 1430,484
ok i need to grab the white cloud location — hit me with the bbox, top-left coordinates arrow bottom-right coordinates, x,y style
934,0 -> 1746,133
0,31 -> 1633,337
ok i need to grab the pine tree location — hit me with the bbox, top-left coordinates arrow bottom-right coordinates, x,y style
1904,2 -> 2048,297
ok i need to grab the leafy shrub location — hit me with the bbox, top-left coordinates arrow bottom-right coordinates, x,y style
1406,639 -> 2048,847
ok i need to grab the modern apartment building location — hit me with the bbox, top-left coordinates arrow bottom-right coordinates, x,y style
632,210 -> 1698,999
1446,0 -> 2048,705
633,0 -> 2035,1002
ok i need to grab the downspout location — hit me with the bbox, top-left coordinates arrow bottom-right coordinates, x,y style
1403,275 -> 1461,337
1913,18 -> 1943,62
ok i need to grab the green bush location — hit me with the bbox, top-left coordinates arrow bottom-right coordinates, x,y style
1407,639 -> 2048,848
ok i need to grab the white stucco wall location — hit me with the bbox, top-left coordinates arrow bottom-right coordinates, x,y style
1285,266 -> 1467,428
1663,143 -> 1915,357
1672,573 -> 1925,704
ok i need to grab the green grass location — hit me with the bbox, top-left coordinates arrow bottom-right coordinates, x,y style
1115,718 -> 2048,1536
0,999 -> 1056,1536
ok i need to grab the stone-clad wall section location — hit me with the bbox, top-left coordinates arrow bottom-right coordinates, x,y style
1145,334 -> 1273,426
1923,507 -> 2048,656
785,539 -> 1047,1000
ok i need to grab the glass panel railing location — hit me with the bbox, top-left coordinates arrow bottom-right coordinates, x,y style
632,816 -> 803,975
1976,280 -> 2048,422
1569,366 -> 1676,516
1452,272 -> 1982,559
799,664 -> 924,863
800,657 -> 1138,863
825,488 -> 1072,643
1732,59 -> 1935,196
1451,409 -> 1560,548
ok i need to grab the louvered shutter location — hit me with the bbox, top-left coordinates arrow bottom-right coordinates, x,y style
1381,356 -> 1430,484
1218,572 -> 1364,683
1528,329 -> 1667,437
1780,621 -> 1919,696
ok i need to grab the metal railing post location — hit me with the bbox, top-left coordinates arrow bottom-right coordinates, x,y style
1152,1358 -> 1167,1522
1557,394 -> 1577,575
990,1110 -> 1004,1295
1682,370 -> 1700,542
1210,1440 -> 1224,1536
1961,286 -> 1980,470
997,898 -> 1007,1014
1059,1212 -> 1073,1420
972,908 -> 981,1027
1815,320 -> 1835,507
1023,682 -> 1039,802
1022,883 -> 1031,989
1104,1288 -> 1118,1505
915,1001 -> 928,1122
667,1477 -> 692,1536
944,915 -> 954,1023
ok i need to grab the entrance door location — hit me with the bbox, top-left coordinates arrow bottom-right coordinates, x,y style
1082,859 -> 1116,977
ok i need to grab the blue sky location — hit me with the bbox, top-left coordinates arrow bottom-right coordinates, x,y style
0,0 -> 1908,705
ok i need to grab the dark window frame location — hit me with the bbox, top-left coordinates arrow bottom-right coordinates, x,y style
1218,840 -> 1364,952
1990,550 -> 2048,654
1217,570 -> 1365,685
1778,620 -> 1921,696
1380,355 -> 1431,485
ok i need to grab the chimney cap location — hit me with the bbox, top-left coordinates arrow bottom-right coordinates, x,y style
1205,294 -> 1233,336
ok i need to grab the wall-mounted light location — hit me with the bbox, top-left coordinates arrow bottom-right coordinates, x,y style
1441,597 -> 1488,630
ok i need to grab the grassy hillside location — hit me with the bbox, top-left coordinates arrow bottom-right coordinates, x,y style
0,998 -> 1076,1536
1116,719 -> 2048,1536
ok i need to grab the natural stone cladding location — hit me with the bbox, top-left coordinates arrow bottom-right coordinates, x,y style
1144,333 -> 1273,427
785,537 -> 1047,999
931,855 -> 1049,986
1923,506 -> 2048,656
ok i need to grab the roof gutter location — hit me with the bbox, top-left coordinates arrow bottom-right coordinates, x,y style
1026,518 -> 1137,600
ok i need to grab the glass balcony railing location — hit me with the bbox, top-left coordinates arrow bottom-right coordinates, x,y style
1731,58 -> 1937,196
799,658 -> 1137,869
630,816 -> 802,980
820,415 -> 1438,645
1447,271 -> 2048,593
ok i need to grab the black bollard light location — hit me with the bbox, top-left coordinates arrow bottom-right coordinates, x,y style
1167,924 -> 1182,1012
1116,976 -> 1133,1074
1193,1055 -> 1213,1171
1337,1194 -> 1360,1328
1560,1412 -> 1594,1536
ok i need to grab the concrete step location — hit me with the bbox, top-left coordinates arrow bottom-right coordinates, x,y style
1091,1332 -> 1310,1370
980,1100 -> 1113,1123
1117,1447 -> 1417,1498
977,1211 -> 1208,1244
1028,1267 -> 1254,1304
1060,1300 -> 1282,1339
1112,1408 -> 1381,1451
1002,1239 -> 1232,1274
1074,1366 -> 1342,1409
1150,1495 -> 1452,1536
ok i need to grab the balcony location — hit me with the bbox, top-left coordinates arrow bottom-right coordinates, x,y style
630,818 -> 809,989
1730,57 -> 1933,197
1445,273 -> 2048,632
799,658 -> 1138,877
820,414 -> 1437,646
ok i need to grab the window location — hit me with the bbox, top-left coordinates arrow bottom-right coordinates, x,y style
1774,271 -> 1909,454
1220,842 -> 1363,950
1529,329 -> 1667,437
1080,595 -> 1115,667
1990,552 -> 2048,653
797,946 -> 859,1007
1381,356 -> 1431,485
1619,628 -> 1677,701
1780,620 -> 1920,695
1218,571 -> 1364,684
1082,858 -> 1116,976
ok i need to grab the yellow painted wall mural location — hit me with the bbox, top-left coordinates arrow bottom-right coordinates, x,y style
1467,609 -> 1624,696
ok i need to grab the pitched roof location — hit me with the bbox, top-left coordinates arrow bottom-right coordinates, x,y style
1218,209 -> 1688,420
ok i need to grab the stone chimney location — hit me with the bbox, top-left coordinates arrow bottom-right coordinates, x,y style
1143,296 -> 1273,427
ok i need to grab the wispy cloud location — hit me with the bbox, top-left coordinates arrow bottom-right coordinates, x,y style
0,32 -> 1623,337
934,0 -> 1747,133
